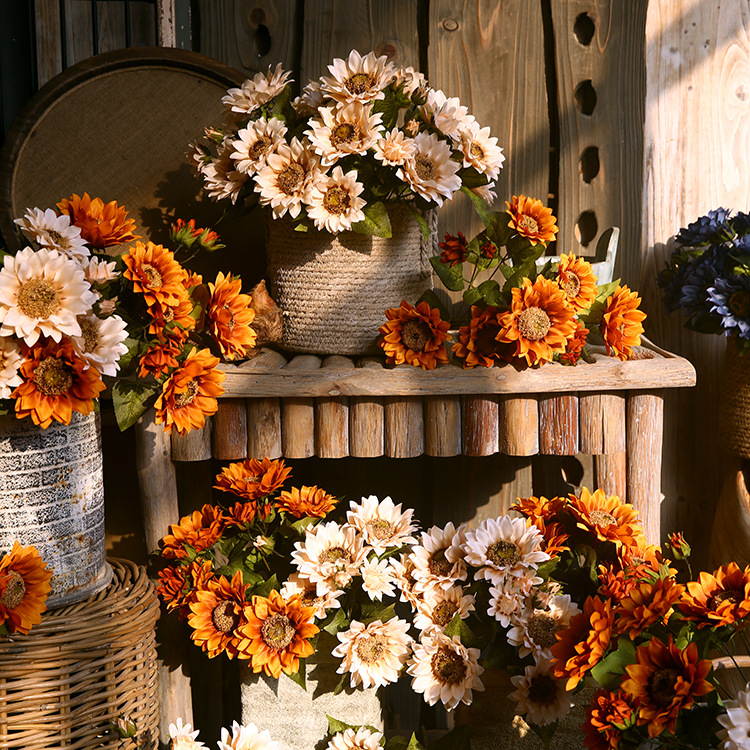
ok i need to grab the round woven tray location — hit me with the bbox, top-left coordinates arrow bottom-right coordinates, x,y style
0,558 -> 160,750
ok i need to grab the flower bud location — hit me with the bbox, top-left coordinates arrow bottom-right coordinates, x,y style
112,714 -> 137,738
665,531 -> 691,560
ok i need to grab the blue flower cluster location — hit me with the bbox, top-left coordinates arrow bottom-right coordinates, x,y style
659,208 -> 750,348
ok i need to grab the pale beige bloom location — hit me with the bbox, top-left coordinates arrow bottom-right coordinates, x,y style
71,312 -> 129,377
320,50 -> 395,104
231,117 -> 288,174
457,121 -> 505,180
217,720 -> 279,750
346,494 -> 418,553
411,521 -> 467,594
326,727 -> 384,750
394,66 -> 426,97
487,572 -> 542,628
398,132 -> 461,206
413,585 -> 475,634
222,63 -> 292,116
15,207 -> 90,262
506,594 -> 581,661
306,101 -> 383,165
421,89 -> 475,140
279,572 -> 344,619
304,167 -> 366,233
202,140 -> 248,204
360,557 -> 397,601
0,336 -> 23,399
373,129 -> 416,167
718,683 -> 750,750
168,718 -> 205,750
292,80 -> 326,116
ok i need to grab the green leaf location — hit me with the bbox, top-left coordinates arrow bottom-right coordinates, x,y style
443,614 -> 482,649
0,399 -> 13,418
332,671 -> 348,696
360,602 -> 396,626
291,516 -> 317,534
351,201 -> 392,238
430,255 -> 466,292
417,289 -> 452,322
433,725 -> 472,750
406,203 -> 432,243
384,737 -> 410,750
590,636 -> 637,690
322,607 -> 349,636
460,185 -> 497,229
372,87 -> 399,130
114,336 -> 147,374
327,715 -> 358,736
456,167 -> 489,189
252,574 -> 279,598
462,286 -> 483,306
406,735 -> 427,750
112,379 -> 160,432
530,720 -> 559,748
286,662 -> 306,690
475,279 -> 504,307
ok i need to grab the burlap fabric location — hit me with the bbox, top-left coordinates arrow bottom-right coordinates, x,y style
265,204 -> 435,355
720,339 -> 750,458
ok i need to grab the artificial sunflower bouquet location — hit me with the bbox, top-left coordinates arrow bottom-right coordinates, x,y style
1,194 -> 262,434
379,194 -> 648,370
0,541 -> 51,637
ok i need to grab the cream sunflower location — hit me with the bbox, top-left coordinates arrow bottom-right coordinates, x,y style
82,256 -> 119,284
332,617 -> 412,689
14,207 -> 90,261
414,585 -> 475,634
279,573 -> 344,619
389,553 -> 422,610
306,101 -> 384,165
217,720 -> 279,750
506,594 -> 581,661
457,121 -> 505,180
291,521 -> 367,594
326,727 -> 384,750
462,515 -> 550,585
373,128 -> 416,166
398,132 -> 461,206
231,116 -> 288,175
169,718 -> 205,750
411,521 -> 468,595
509,659 -> 574,726
422,89 -> 475,140
361,557 -> 397,601
346,494 -> 418,553
394,66 -> 426,97
222,63 -> 292,116
71,312 -> 128,377
254,137 -> 323,219
202,140 -> 248,204
320,49 -> 395,104
487,575 -> 541,628
0,336 -> 23,398
0,246 -> 96,346
718,683 -> 750,750
291,80 -> 325,116
304,167 -> 366,233
407,630 -> 484,710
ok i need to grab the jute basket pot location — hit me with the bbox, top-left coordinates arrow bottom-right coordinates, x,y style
719,338 -> 750,458
265,203 -> 435,356
0,411 -> 111,608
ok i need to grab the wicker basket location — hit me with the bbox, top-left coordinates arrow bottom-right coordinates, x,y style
265,203 -> 435,356
719,339 -> 750,458
0,559 -> 160,750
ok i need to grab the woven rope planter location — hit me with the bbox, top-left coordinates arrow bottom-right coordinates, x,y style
266,204 -> 435,355
0,559 -> 160,750
719,339 -> 750,458
0,412 -> 110,608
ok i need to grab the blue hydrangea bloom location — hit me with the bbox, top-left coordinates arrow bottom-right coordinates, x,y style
732,211 -> 750,237
707,274 -> 750,339
680,245 -> 730,319
675,207 -> 733,247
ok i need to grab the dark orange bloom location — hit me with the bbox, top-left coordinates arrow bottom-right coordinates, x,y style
621,637 -> 713,738
238,590 -> 318,678
438,231 -> 467,267
511,495 -> 569,526
57,192 -> 139,247
154,347 -> 225,435
615,535 -> 665,576
223,500 -> 262,527
379,300 -> 450,370
531,517 -> 570,556
146,292 -> 196,338
122,241 -> 188,309
453,305 -> 513,368
138,336 -> 185,378
506,195 -> 559,246
600,285 -> 647,361
159,503 -> 226,560
480,240 -> 498,259
12,338 -> 105,428
551,595 -> 614,690
157,560 -> 214,619
556,253 -> 598,312
496,277 -> 577,366
0,541 -> 52,635
207,272 -> 257,361
615,576 -> 684,640
558,319 -> 589,365
568,488 -> 644,548
598,564 -> 641,601
678,562 -> 750,627
276,485 -> 337,519
583,689 -> 637,750
214,457 -> 292,501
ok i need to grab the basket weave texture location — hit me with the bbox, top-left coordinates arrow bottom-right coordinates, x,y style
265,203 -> 435,355
0,559 -> 159,750
720,340 -> 750,458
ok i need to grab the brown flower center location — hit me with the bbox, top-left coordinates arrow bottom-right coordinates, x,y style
173,380 -> 200,408
559,271 -> 581,299
486,540 -> 521,567
17,278 -> 60,319
729,291 -> 750,318
243,474 -> 262,483
249,135 -> 273,161
77,315 -> 99,353
277,162 -> 305,195
300,589 -> 321,608
366,518 -> 395,541
261,613 -> 296,650
345,73 -> 376,96
469,143 -> 484,160
648,667 -> 680,706
322,186 -> 351,215
331,122 -> 359,146
431,647 -> 467,685
589,510 -> 617,527
517,307 -> 551,341
401,318 -> 432,352
33,356 -> 73,396
433,600 -> 459,627
211,600 -> 239,633
710,588 -> 743,609
527,674 -> 559,706
528,613 -> 559,649
518,214 -> 540,235
0,571 -> 26,609
356,633 -> 387,663
476,323 -> 501,356
48,229 -> 65,245
428,547 -> 453,578
414,155 -> 436,182
141,263 -> 163,288
319,546 -> 352,565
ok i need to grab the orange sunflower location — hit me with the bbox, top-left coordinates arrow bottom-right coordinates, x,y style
379,300 -> 450,370
558,319 -> 589,365
568,488 -> 643,548
122,241 -> 188,308
223,500 -> 264,527
530,517 -> 570,557
551,595 -> 614,690
206,272 -> 257,361
438,231 -> 468,267
511,494 -> 569,525
615,535 -> 666,577
154,347 -> 225,435
0,541 -> 52,634
583,689 -> 638,750
453,306 -> 513,368
506,195 -> 559,246
598,564 -> 641,601
239,590 -> 318,678
138,335 -> 185,379
12,338 -> 105,428
146,291 -> 196,338
187,571 -> 252,659
614,576 -> 684,640
678,561 -> 750,627
621,637 -> 713,738
600,285 -> 647,361
57,192 -> 139,248
214,457 -> 292,501
496,277 -> 577,366
159,503 -> 226,560
556,253 -> 598,312
276,485 -> 337,518
157,560 -> 214,619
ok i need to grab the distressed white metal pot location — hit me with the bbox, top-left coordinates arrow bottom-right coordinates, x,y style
0,411 -> 111,608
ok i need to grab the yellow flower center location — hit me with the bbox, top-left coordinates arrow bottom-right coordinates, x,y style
559,271 -> 581,299
77,316 -> 100,353
249,135 -> 273,161
527,674 -> 558,706
518,214 -> 540,235
528,613 -> 559,649
33,356 -> 73,396
0,571 -> 25,609
331,122 -> 359,146
428,548 -> 453,577
211,600 -> 239,633
432,600 -> 459,627
366,518 -> 395,541
401,318 -> 432,353
319,546 -> 352,565
243,474 -> 262,483
345,72 -> 376,96
414,155 -> 436,182
173,380 -> 200,408
469,143 -> 484,160
17,278 -> 60,319
141,263 -> 163,288
431,647 -> 467,685
589,510 -> 617,527
277,162 -> 306,195
648,667 -> 680,706
517,306 -> 551,341
322,186 -> 351,215
261,613 -> 296,650
729,291 -> 750,318
486,540 -> 521,567
356,633 -> 387,663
